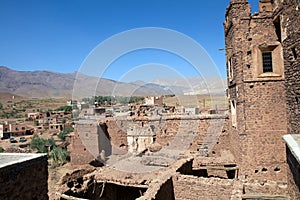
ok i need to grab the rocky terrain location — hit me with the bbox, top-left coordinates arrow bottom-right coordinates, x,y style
0,66 -> 226,98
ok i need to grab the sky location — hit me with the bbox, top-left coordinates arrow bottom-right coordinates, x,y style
0,0 -> 260,82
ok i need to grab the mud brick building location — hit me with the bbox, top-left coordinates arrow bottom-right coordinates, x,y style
225,0 -> 289,181
225,0 -> 299,196
63,1 -> 299,199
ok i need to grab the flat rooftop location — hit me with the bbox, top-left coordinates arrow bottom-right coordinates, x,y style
283,134 -> 300,163
0,153 -> 46,168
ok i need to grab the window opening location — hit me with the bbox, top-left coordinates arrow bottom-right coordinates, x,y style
292,47 -> 297,60
262,52 -> 273,72
273,16 -> 282,42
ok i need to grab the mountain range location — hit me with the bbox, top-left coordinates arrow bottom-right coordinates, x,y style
0,66 -> 226,98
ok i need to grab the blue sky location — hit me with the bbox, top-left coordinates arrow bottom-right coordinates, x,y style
0,0 -> 259,82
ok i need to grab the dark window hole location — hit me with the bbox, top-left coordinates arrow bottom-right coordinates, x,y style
119,144 -> 126,148
262,168 -> 268,172
274,167 -> 281,172
292,47 -> 297,59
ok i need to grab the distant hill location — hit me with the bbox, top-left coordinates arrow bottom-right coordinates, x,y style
0,66 -> 226,98
150,77 -> 227,95
0,92 -> 24,105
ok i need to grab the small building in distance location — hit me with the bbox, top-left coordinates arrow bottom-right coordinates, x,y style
127,125 -> 156,154
183,107 -> 200,115
144,96 -> 163,106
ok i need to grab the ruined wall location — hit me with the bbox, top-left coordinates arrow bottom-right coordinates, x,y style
0,154 -> 48,200
104,116 -> 224,153
211,117 -> 232,156
139,177 -> 175,200
72,120 -> 117,165
173,174 -> 236,200
224,0 -> 288,181
154,178 -> 175,200
105,119 -> 128,148
71,121 -> 100,165
70,129 -> 95,165
242,179 -> 289,199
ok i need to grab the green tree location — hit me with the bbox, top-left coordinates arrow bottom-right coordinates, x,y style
58,132 -> 66,141
50,147 -> 69,166
58,127 -> 74,141
56,106 -> 72,112
25,117 -> 34,121
30,137 -> 56,153
0,102 -> 3,110
0,147 -> 4,153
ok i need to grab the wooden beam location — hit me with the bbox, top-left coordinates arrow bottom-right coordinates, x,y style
194,166 -> 238,170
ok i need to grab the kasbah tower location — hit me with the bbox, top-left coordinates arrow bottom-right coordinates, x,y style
224,0 -> 299,183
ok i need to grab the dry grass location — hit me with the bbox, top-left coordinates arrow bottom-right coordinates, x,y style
0,95 -> 68,122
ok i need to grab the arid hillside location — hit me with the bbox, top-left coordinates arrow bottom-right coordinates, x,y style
0,66 -> 226,98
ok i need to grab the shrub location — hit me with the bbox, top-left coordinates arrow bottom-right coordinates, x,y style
30,137 -> 56,153
55,106 -> 72,112
50,147 -> 69,166
58,127 -> 74,141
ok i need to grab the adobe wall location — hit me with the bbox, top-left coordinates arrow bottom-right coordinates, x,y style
105,119 -> 128,148
240,81 -> 287,180
242,179 -> 289,199
72,115 -> 226,166
70,121 -> 99,165
172,174 -> 237,200
224,0 -> 288,181
70,130 -> 95,165
105,115 -> 226,152
0,154 -> 48,200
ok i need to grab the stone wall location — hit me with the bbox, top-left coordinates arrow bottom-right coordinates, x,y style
173,174 -> 236,200
0,153 -> 48,200
224,0 -> 288,181
280,0 -> 300,135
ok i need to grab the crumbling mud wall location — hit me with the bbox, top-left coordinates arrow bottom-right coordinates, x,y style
71,121 -> 100,165
173,174 -> 237,200
109,116 -> 226,152
105,119 -> 128,148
